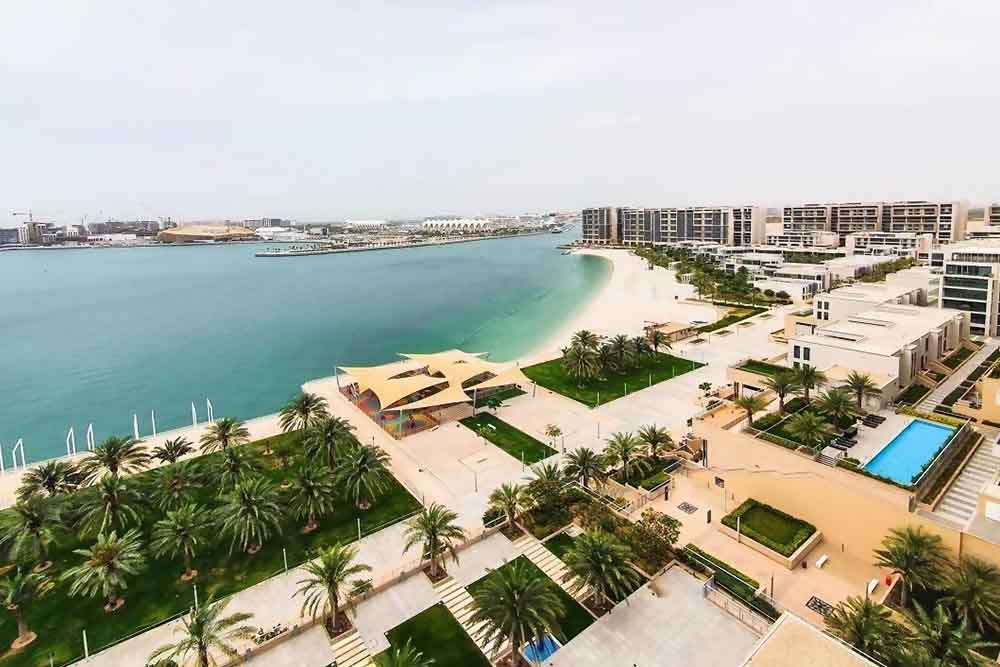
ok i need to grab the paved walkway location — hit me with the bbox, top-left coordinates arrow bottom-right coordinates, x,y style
919,341 -> 999,412
512,533 -> 592,604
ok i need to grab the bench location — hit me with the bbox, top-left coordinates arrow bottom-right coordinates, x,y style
815,554 -> 829,568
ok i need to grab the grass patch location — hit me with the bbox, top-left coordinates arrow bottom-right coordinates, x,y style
378,603 -> 491,667
542,533 -> 577,561
612,457 -> 679,490
896,383 -> 930,405
459,413 -> 555,465
0,433 -> 421,667
476,386 -> 527,405
467,556 -> 594,641
697,306 -> 766,334
942,346 -> 973,369
737,359 -> 788,378
722,499 -> 816,557
523,352 -> 704,406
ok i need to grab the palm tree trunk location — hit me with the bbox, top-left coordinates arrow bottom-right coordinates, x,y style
184,552 -> 193,576
900,582 -> 908,608
332,594 -> 340,631
14,608 -> 29,643
199,644 -> 210,667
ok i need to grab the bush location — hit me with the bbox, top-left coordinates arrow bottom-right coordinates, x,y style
752,412 -> 783,431
721,499 -> 816,557
763,289 -> 775,298
776,290 -> 790,300
782,397 -> 807,413
623,509 -> 680,572
482,506 -> 504,526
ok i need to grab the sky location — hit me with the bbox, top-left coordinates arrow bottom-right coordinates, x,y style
2,1 -> 1000,223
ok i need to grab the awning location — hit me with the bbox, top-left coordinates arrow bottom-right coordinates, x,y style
391,382 -> 473,411
467,366 -> 531,391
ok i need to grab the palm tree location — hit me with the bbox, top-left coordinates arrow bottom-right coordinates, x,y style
379,639 -> 434,667
469,558 -> 565,660
942,555 -> 1000,633
596,344 -> 616,377
563,447 -> 607,490
648,329 -> 669,354
217,477 -> 284,554
824,596 -> 906,664
571,329 -> 600,351
403,503 -> 466,578
80,435 -> 149,482
294,543 -> 372,634
0,570 -> 46,649
0,496 -> 62,568
151,436 -> 195,465
78,476 -> 145,537
906,602 -> 995,667
845,371 -> 881,412
148,596 -> 256,667
793,365 -> 827,403
336,443 -> 391,510
488,483 -> 530,530
608,334 -> 635,372
734,394 -> 768,428
562,530 -> 642,607
279,392 -> 329,433
16,460 -> 81,501
815,388 -> 858,428
784,411 -> 827,450
543,424 -> 563,449
287,464 -> 337,532
529,461 -> 564,485
199,417 -> 250,454
215,447 -> 262,494
637,424 -> 673,460
150,461 -> 204,511
561,344 -> 599,388
874,526 -> 950,608
763,371 -> 801,413
304,416 -> 356,471
604,432 -> 648,486
150,503 -> 215,579
61,529 -> 146,611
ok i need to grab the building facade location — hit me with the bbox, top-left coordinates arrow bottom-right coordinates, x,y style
582,205 -> 764,246
932,242 -> 1000,337
782,200 -> 967,245
581,207 -> 620,245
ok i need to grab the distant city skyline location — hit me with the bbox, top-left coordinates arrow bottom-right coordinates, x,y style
3,1 -> 1000,222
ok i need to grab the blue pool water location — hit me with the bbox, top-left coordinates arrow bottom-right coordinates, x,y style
522,634 -> 561,662
863,419 -> 955,485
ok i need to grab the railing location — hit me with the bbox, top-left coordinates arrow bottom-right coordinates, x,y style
701,577 -> 772,636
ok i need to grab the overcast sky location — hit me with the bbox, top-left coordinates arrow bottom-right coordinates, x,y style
2,1 -> 999,223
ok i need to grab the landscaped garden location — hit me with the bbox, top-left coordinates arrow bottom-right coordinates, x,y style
896,383 -> 931,406
941,346 -> 974,369
0,394 -> 421,667
611,456 -> 679,490
459,413 -> 556,465
542,532 -> 577,561
697,305 -> 766,334
721,499 -> 816,557
374,603 -> 491,667
737,359 -> 789,378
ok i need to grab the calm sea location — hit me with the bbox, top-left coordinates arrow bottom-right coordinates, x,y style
0,231 -> 609,463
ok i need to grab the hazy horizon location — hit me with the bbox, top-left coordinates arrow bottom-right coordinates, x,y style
3,1 -> 1000,225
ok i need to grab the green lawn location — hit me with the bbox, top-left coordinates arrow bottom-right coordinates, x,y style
542,532 -> 577,561
459,413 -> 556,465
737,359 -> 788,378
896,383 -> 930,405
467,556 -> 594,642
612,457 -> 679,490
0,432 -> 421,667
942,346 -> 973,369
523,352 -> 704,406
376,603 -> 491,667
475,386 -> 526,405
722,499 -> 816,557
697,306 -> 766,333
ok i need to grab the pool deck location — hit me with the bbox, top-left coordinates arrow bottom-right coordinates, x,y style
851,412 -> 914,466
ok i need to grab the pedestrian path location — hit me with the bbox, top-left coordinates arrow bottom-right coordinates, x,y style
920,341 -> 999,412
433,576 -> 502,663
512,533 -> 592,604
932,443 -> 1000,527
329,628 -> 376,667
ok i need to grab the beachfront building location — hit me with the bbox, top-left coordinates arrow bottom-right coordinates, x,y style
581,206 -> 620,245
812,271 -> 939,323
843,231 -> 933,259
781,201 -> 968,246
724,252 -> 784,277
581,205 -> 765,246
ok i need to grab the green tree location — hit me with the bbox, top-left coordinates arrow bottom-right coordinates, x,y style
304,416 -> 356,471
543,423 -> 562,448
563,447 -> 607,490
217,477 -> 284,554
596,344 -> 616,377
61,529 -> 146,611
874,526 -> 950,608
150,461 -> 204,511
906,602 -> 995,667
604,432 -> 648,485
648,329 -> 669,354
16,460 -> 81,501
793,365 -> 827,402
562,343 -> 599,388
279,391 -> 329,433
942,555 -> 1000,633
784,411 -> 827,450
151,437 -> 195,465
469,559 -> 565,660
734,394 -> 768,428
815,388 -> 858,428
763,371 -> 801,413
294,543 -> 372,634
637,424 -> 672,460
150,503 -> 215,579
483,395 -> 504,413
570,329 -> 600,351
80,435 -> 150,482
288,463 -> 337,532
845,371 -> 882,412
608,334 -> 635,372
78,476 -> 145,537
403,503 -> 465,578
824,596 -> 907,665
626,509 -> 680,569
215,448 -> 262,494
0,570 -> 46,649
487,483 -> 530,530
563,530 -> 642,607
148,596 -> 256,667
336,443 -> 392,510
0,496 -> 62,567
379,639 -> 434,667
199,417 -> 250,454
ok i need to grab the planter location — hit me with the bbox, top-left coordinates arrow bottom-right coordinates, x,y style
719,524 -> 823,570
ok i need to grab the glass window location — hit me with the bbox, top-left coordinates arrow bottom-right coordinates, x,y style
803,348 -> 811,361
794,345 -> 800,358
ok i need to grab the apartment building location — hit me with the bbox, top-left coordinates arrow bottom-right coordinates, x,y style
831,202 -> 883,236
931,241 -> 1000,337
581,207 -> 620,245
782,200 -> 967,246
730,206 -> 767,246
883,200 -> 967,244
844,232 -> 933,258
582,205 -> 764,246
988,204 -> 1000,227
812,273 -> 937,323
764,230 -> 838,248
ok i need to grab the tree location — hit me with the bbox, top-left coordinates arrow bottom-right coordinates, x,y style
488,483 -> 530,530
637,424 -> 672,460
294,543 -> 371,634
561,344 -> 599,388
775,290 -> 790,301
734,394 -> 768,428
563,447 -> 607,490
150,461 -> 204,511
596,344 -> 616,377
483,395 -> 504,413
874,526 -> 950,608
571,330 -> 600,351
336,443 -> 391,510
0,496 -> 62,568
215,448 -> 262,494
151,437 -> 195,465
151,503 -> 214,579
217,477 -> 284,554
604,432 -> 648,485
279,392 -> 329,433
906,602 -> 995,667
17,460 -> 82,501
845,371 -> 882,412
608,334 -> 635,372
793,365 -> 827,403
563,530 -> 642,607
78,476 -> 145,537
526,462 -> 566,511
784,411 -> 827,450
402,503 -> 465,578
543,424 -> 562,449
61,529 -> 146,611
942,555 -> 1000,633
80,435 -> 150,482
0,570 -> 46,649
763,371 -> 801,413
469,559 -> 565,660
379,639 -> 434,667
626,509 -> 680,569
199,417 -> 250,454
648,329 -> 669,354
815,388 -> 858,428
304,416 -> 356,471
287,464 -> 337,532
825,596 -> 907,665
148,596 -> 256,667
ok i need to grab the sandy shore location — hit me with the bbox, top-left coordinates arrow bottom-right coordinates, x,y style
520,248 -> 719,365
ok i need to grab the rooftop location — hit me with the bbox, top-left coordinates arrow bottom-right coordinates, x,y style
791,305 -> 963,356
820,282 -> 922,305
740,613 -> 880,667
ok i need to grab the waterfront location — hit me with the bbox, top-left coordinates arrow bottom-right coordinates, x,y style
0,232 -> 609,463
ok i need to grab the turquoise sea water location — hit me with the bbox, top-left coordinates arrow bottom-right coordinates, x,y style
0,231 -> 609,463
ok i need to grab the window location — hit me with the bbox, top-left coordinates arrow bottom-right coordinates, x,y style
803,347 -> 811,361
794,345 -> 801,358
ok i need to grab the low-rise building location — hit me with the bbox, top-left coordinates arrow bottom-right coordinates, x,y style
931,241 -> 1000,337
812,274 -> 937,323
844,231 -> 933,258
765,230 -> 839,248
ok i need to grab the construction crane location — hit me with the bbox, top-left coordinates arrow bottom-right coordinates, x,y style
12,210 -> 34,223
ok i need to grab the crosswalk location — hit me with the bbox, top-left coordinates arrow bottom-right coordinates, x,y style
933,444 -> 1000,527
329,628 -> 375,667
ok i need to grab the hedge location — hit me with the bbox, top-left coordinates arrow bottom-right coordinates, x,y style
721,499 -> 816,557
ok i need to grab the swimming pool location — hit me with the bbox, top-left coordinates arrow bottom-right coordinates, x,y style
522,634 -> 561,662
863,419 -> 955,485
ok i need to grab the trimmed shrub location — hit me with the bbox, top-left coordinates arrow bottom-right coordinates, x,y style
721,499 -> 816,557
